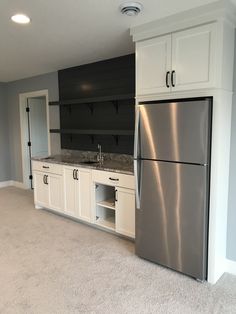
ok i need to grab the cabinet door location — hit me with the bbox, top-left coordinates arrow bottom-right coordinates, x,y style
79,170 -> 91,222
33,171 -> 49,207
136,35 -> 171,95
116,187 -> 135,238
64,167 -> 79,217
171,23 -> 216,91
48,174 -> 64,212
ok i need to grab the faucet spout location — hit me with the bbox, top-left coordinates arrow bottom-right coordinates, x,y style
97,144 -> 104,164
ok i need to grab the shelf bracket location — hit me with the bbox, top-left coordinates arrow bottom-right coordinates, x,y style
87,103 -> 94,115
113,135 -> 119,145
112,100 -> 119,114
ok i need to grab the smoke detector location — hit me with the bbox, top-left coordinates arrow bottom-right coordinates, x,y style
120,2 -> 143,16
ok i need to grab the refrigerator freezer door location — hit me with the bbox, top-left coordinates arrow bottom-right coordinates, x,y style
139,99 -> 211,164
136,160 -> 208,280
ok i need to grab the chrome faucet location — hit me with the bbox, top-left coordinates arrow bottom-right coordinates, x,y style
97,144 -> 104,164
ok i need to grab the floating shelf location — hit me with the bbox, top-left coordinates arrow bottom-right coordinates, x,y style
49,101 -> 60,106
96,217 -> 115,231
50,129 -> 134,136
57,93 -> 134,106
97,199 -> 115,210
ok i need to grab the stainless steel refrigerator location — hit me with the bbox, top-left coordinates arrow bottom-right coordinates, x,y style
134,98 -> 212,281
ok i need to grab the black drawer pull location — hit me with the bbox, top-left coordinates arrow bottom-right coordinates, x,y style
171,70 -> 176,87
109,177 -> 119,181
43,166 -> 49,169
166,71 -> 170,88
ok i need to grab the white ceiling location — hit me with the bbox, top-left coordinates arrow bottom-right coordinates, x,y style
0,0 -> 219,82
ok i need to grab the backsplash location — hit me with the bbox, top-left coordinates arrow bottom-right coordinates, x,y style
61,149 -> 133,165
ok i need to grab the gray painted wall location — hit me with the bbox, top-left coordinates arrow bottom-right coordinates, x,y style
227,51 -> 236,261
6,72 -> 59,182
0,83 -> 11,181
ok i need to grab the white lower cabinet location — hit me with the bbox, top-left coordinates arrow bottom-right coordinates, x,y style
33,161 -> 135,238
116,187 -> 135,238
34,171 -> 49,207
92,170 -> 135,238
63,166 -> 91,222
48,173 -> 64,212
33,171 -> 64,212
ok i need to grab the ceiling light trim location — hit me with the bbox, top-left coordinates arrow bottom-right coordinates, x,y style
11,14 -> 31,24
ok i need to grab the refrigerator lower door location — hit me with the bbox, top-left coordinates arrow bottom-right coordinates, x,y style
136,160 -> 209,280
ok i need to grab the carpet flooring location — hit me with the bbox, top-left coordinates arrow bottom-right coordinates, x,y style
0,187 -> 236,314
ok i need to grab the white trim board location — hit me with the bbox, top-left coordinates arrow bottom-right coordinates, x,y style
0,181 -> 12,188
19,90 -> 51,189
225,259 -> 236,276
0,181 -> 27,189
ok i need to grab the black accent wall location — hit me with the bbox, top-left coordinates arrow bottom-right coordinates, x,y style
57,54 -> 135,154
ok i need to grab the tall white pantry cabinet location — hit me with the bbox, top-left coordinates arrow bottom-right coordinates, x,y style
131,0 -> 236,284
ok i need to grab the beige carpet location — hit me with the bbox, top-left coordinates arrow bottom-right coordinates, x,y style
0,187 -> 236,314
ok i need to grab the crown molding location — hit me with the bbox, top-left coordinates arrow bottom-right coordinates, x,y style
130,0 -> 236,42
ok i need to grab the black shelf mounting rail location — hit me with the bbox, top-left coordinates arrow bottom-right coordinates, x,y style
49,101 -> 60,106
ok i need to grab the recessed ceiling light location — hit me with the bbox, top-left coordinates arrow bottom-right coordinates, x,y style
11,14 -> 31,24
120,2 -> 143,16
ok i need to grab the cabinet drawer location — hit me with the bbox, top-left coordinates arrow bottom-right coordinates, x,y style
92,170 -> 135,190
32,161 -> 63,175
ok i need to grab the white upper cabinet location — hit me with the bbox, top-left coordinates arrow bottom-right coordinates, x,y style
171,24 -> 216,91
136,35 -> 171,95
135,23 -> 217,96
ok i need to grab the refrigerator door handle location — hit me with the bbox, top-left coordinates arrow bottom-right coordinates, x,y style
134,106 -> 140,159
134,159 -> 141,209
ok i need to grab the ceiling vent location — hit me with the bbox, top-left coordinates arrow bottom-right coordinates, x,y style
120,2 -> 143,16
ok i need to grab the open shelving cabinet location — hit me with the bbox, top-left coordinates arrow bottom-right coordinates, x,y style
50,94 -> 135,154
95,183 -> 117,231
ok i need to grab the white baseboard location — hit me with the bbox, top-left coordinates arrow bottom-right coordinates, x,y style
225,259 -> 236,276
0,181 -> 13,188
0,180 -> 27,189
12,181 -> 27,189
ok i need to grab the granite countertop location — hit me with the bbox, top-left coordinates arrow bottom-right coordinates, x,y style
32,153 -> 134,175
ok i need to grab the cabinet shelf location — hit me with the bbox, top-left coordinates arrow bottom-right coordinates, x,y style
96,216 -> 115,231
50,129 -> 134,136
96,199 -> 115,210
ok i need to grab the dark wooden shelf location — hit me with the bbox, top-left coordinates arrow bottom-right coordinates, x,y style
50,129 -> 134,136
56,94 -> 135,106
49,101 -> 60,106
